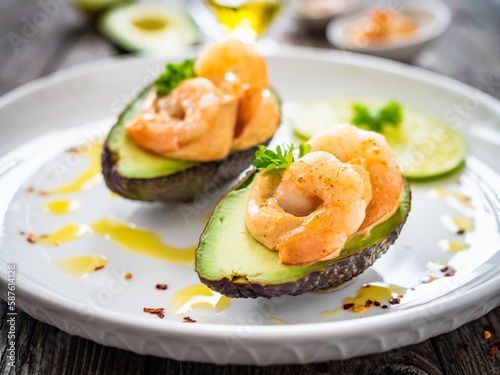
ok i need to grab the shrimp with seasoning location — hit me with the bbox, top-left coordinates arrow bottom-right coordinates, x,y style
308,124 -> 402,229
246,151 -> 368,265
246,124 -> 403,265
126,39 -> 279,160
126,78 -> 234,159
195,39 -> 280,151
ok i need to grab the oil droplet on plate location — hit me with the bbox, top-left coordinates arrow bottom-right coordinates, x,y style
429,187 -> 472,211
441,215 -> 475,234
53,254 -> 107,277
169,284 -> 231,315
437,239 -> 470,253
89,217 -> 195,266
320,308 -> 344,319
50,141 -> 103,194
36,224 -> 89,246
269,317 -> 287,325
108,192 -> 119,200
42,199 -> 81,215
343,283 -> 407,313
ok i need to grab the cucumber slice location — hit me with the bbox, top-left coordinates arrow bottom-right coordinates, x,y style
289,99 -> 466,180
99,4 -> 200,54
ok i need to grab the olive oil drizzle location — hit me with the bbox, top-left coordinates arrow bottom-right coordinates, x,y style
89,217 -> 195,266
36,224 -> 89,246
42,199 -> 81,215
30,217 -> 195,266
50,142 -> 103,194
169,284 -> 231,315
53,254 -> 107,277
342,283 -> 407,313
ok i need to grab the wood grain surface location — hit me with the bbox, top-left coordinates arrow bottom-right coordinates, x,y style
0,0 -> 499,373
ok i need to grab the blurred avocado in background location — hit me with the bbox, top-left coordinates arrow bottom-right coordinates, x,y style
71,0 -> 134,17
70,0 -> 201,55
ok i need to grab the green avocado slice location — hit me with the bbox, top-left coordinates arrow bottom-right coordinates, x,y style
196,170 -> 411,298
99,3 -> 201,53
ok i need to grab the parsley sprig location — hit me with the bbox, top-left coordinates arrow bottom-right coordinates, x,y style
351,101 -> 402,133
252,143 -> 311,171
155,58 -> 196,97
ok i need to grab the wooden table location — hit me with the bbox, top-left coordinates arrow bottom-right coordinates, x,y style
1,0 -> 499,373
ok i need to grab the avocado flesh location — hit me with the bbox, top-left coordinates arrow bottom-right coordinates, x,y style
102,87 -> 281,202
196,171 -> 411,298
99,4 -> 200,53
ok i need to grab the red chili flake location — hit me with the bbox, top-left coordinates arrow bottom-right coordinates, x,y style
389,298 -> 400,305
19,231 -> 26,236
381,305 -> 388,309
456,229 -> 465,235
365,300 -> 373,308
440,266 -> 455,277
26,237 -> 36,244
26,187 -> 35,193
94,265 -> 105,271
156,284 -> 168,290
374,301 -> 381,307
124,273 -> 132,280
459,342 -> 469,350
342,303 -> 355,310
364,284 -> 371,288
156,313 -> 165,319
420,351 -> 427,357
450,357 -> 457,363
183,316 -> 196,323
38,190 -> 50,196
143,307 -> 165,314
489,346 -> 498,356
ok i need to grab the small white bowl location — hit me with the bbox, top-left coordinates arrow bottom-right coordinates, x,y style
288,0 -> 371,31
326,0 -> 451,61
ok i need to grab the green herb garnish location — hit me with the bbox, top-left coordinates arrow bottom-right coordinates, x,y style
351,101 -> 402,133
253,143 -> 311,171
155,58 -> 196,97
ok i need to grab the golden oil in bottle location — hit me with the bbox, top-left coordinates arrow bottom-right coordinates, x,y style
206,0 -> 282,42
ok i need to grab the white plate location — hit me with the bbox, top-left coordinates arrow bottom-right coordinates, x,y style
0,47 -> 499,365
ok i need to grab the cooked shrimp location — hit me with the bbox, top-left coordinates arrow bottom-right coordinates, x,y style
195,39 -> 268,92
126,77 -> 237,160
308,124 -> 402,230
246,151 -> 367,265
195,39 -> 279,149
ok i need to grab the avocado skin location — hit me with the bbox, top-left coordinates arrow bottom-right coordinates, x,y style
198,179 -> 411,299
102,141 -> 270,202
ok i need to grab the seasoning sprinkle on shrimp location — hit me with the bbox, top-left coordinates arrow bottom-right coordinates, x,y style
126,78 -> 226,156
308,124 -> 402,229
195,39 -> 280,151
246,151 -> 368,265
126,39 -> 279,161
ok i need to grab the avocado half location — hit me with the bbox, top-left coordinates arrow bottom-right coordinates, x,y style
99,3 -> 200,53
102,86 -> 280,202
196,170 -> 411,298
